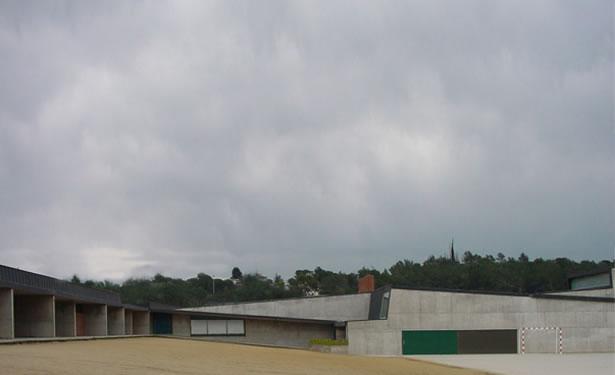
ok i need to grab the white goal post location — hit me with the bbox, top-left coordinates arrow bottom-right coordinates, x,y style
519,327 -> 563,354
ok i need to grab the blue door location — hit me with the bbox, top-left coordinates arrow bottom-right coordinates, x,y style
152,313 -> 172,334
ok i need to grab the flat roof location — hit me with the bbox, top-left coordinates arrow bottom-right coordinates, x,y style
567,267 -> 613,280
155,306 -> 340,325
390,285 -> 614,303
0,264 -> 121,306
193,292 -> 369,309
391,285 -> 527,297
122,303 -> 149,312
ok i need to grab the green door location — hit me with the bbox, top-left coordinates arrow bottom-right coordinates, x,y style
402,330 -> 458,354
152,313 -> 172,334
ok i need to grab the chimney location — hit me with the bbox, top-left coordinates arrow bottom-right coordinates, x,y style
358,274 -> 375,293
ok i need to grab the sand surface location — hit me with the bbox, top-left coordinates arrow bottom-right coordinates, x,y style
0,337 -> 489,375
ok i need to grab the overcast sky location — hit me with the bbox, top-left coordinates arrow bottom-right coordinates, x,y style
0,1 -> 613,281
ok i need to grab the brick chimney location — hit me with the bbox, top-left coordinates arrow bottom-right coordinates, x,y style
358,274 -> 375,293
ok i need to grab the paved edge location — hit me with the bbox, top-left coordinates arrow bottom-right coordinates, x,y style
403,357 -> 501,375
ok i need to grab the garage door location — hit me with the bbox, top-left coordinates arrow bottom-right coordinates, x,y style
402,330 -> 457,354
458,330 -> 517,354
402,330 -> 517,355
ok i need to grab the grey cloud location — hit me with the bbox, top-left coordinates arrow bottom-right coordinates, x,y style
0,0 -> 612,281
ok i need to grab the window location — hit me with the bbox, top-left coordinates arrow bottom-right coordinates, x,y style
379,291 -> 390,319
227,320 -> 245,335
190,319 -> 207,335
570,273 -> 611,290
190,319 -> 245,336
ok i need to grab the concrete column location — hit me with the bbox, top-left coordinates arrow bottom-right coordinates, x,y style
0,289 -> 14,339
81,304 -> 107,336
132,311 -> 150,334
55,300 -> 76,337
124,310 -> 133,335
14,295 -> 55,338
107,306 -> 125,335
172,314 -> 191,336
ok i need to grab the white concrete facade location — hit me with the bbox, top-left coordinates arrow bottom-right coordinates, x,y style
347,288 -> 615,355
186,293 -> 371,321
198,319 -> 335,348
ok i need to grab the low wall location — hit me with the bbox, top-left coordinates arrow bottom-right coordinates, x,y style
55,301 -> 76,337
310,344 -> 349,354
14,295 -> 55,338
0,289 -> 13,339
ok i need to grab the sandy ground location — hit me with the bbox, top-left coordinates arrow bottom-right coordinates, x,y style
0,337 -> 489,375
411,353 -> 615,375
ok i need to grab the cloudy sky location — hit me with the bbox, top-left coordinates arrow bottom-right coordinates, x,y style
0,1 -> 613,281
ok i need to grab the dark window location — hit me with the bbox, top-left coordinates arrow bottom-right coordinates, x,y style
379,291 -> 390,319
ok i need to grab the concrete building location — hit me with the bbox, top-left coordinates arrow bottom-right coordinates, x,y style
0,265 -> 149,340
152,302 -> 341,348
186,268 -> 615,355
0,265 -> 340,348
347,285 -> 614,355
1,263 -> 613,356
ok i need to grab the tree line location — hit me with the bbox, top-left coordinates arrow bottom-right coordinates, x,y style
68,252 -> 613,307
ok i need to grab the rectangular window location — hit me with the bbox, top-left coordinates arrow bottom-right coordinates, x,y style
570,273 -> 611,290
206,320 -> 227,335
190,318 -> 245,336
379,291 -> 390,319
190,319 -> 208,335
227,320 -> 245,335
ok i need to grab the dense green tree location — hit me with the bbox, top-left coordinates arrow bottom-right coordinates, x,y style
65,254 -> 613,307
231,267 -> 243,280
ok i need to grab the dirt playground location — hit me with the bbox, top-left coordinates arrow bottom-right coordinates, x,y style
0,337 -> 490,375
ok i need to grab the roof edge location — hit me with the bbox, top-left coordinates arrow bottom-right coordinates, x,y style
152,308 -> 339,325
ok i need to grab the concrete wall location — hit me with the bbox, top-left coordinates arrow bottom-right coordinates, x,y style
0,289 -> 14,339
81,304 -> 107,336
347,288 -> 615,355
199,319 -> 335,348
185,293 -> 371,321
125,310 -> 133,335
107,306 -> 125,335
55,300 -> 76,337
14,295 -> 55,338
172,314 -> 191,336
132,311 -> 150,334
